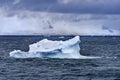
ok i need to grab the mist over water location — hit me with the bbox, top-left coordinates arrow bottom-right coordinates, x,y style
0,9 -> 120,35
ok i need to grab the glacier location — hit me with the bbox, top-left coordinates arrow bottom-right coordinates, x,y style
9,36 -> 100,59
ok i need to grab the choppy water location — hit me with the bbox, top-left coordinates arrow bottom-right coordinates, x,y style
0,35 -> 120,80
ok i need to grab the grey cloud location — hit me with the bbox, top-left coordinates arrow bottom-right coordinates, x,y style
53,0 -> 120,14
1,0 -> 120,14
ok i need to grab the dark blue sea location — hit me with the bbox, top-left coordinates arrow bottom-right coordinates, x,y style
0,35 -> 120,80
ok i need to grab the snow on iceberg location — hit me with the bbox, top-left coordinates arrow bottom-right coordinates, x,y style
9,36 -> 99,59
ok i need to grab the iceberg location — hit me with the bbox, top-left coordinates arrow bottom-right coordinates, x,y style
9,36 -> 99,59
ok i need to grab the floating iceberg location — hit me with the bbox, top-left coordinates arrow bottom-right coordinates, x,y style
9,36 -> 99,59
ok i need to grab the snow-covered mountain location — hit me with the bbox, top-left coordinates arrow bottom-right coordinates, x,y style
0,10 -> 120,35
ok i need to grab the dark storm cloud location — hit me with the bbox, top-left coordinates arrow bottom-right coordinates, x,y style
1,0 -> 120,14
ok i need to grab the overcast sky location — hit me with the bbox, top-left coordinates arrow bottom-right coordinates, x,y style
0,0 -> 120,35
0,0 -> 120,14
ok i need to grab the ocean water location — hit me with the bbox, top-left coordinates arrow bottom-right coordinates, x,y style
0,35 -> 120,80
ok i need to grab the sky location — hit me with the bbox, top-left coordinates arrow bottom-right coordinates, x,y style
0,0 -> 120,35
